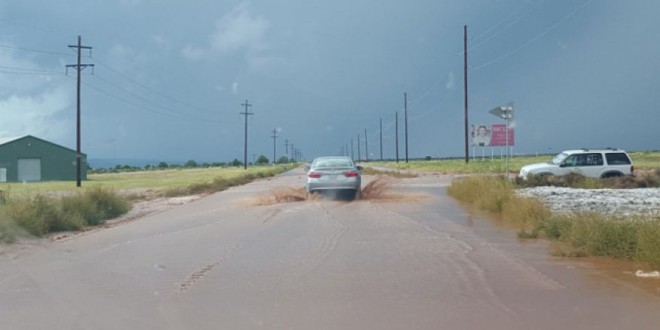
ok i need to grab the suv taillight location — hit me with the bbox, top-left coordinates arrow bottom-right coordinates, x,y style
308,172 -> 322,178
344,171 -> 359,177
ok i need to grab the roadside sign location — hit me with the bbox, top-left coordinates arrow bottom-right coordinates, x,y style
488,102 -> 514,120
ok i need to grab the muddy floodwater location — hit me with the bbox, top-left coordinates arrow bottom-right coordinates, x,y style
1,169 -> 659,329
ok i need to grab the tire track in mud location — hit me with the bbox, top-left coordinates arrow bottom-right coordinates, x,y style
314,202 -> 350,262
177,262 -> 220,293
173,243 -> 241,295
369,201 -> 521,318
279,201 -> 350,279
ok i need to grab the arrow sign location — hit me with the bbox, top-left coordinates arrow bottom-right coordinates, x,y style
488,102 -> 514,120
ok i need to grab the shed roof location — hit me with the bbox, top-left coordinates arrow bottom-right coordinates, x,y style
0,135 -> 27,145
0,135 -> 85,156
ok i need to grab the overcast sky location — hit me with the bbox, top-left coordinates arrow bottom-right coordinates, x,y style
0,0 -> 658,166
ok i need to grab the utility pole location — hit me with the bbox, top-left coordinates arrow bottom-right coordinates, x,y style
351,138 -> 354,160
66,36 -> 94,188
364,128 -> 368,162
240,100 -> 253,170
464,25 -> 470,164
395,112 -> 399,163
271,128 -> 278,165
357,133 -> 361,162
404,92 -> 409,163
290,143 -> 294,162
284,139 -> 289,160
379,118 -> 383,161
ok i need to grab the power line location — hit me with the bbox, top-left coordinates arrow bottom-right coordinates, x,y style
0,43 -> 73,57
81,80 -> 220,123
471,0 -> 594,70
470,0 -> 547,51
91,57 -> 215,115
89,74 -> 219,122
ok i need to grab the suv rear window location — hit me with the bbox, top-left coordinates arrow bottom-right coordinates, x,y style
605,152 -> 631,165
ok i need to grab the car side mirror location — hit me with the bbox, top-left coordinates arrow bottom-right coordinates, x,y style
356,165 -> 363,171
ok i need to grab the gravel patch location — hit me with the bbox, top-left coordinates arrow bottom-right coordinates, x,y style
517,187 -> 660,217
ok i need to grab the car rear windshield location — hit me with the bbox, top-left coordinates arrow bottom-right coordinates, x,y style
314,159 -> 353,168
605,152 -> 632,165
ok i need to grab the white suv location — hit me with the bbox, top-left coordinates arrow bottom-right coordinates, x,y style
519,149 -> 634,180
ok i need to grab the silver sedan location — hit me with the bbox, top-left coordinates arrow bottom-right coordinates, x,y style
305,156 -> 362,200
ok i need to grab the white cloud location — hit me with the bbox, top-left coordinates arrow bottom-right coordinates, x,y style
152,35 -> 173,51
0,84 -> 71,141
181,2 -> 270,67
209,2 -> 269,53
181,44 -> 205,61
445,72 -> 455,90
556,39 -> 568,50
232,82 -> 239,94
0,48 -> 72,142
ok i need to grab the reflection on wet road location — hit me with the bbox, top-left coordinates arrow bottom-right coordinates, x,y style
1,169 -> 659,329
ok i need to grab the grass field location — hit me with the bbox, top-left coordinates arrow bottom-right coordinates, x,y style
366,151 -> 660,174
0,165 -> 297,197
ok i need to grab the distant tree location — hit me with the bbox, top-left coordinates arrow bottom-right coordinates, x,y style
184,160 -> 198,168
145,164 -> 152,171
158,161 -> 169,169
255,155 -> 269,165
276,156 -> 289,164
231,158 -> 243,167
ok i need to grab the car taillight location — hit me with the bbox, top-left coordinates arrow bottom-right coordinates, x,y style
308,172 -> 322,178
344,171 -> 359,177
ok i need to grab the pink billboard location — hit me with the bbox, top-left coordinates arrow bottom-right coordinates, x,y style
471,124 -> 514,146
489,124 -> 514,146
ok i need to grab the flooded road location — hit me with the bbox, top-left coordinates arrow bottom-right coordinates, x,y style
1,169 -> 659,329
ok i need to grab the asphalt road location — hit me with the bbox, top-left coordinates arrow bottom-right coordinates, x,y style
1,169 -> 659,330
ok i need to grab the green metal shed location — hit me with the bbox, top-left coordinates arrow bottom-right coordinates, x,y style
0,135 -> 87,182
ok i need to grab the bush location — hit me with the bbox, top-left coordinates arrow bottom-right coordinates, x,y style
6,195 -> 57,236
502,196 -> 551,238
0,214 -> 25,243
59,188 -> 131,227
636,219 -> 660,270
0,188 -> 131,238
518,169 -> 660,189
447,175 -> 513,212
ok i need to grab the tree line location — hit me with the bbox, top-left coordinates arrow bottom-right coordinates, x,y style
89,155 -> 294,174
